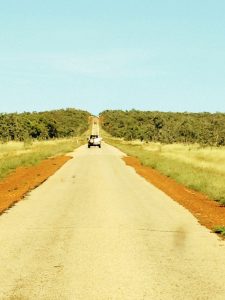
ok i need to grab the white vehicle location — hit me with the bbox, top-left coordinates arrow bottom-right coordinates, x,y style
88,134 -> 102,148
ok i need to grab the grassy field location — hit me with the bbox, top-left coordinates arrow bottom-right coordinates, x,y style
0,136 -> 86,180
103,132 -> 225,205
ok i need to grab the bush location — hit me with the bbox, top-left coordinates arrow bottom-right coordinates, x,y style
0,108 -> 90,142
100,110 -> 225,147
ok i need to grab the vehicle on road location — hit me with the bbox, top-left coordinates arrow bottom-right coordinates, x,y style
88,135 -> 102,148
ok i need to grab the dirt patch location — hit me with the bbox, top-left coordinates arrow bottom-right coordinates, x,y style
0,156 -> 71,214
123,156 -> 225,230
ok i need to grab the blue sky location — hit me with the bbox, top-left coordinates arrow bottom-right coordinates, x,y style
0,0 -> 225,115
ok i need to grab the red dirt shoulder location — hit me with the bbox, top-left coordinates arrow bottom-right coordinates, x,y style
123,156 -> 225,230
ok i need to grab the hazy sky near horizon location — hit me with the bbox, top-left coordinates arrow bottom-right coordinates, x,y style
0,0 -> 225,115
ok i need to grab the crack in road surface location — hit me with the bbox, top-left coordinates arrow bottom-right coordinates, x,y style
0,143 -> 225,299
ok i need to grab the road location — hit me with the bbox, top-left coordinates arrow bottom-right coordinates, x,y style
0,143 -> 225,299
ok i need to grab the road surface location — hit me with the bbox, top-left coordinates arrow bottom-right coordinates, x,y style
0,143 -> 225,299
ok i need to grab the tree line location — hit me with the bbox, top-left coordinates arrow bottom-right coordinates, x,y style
100,110 -> 225,146
0,108 -> 90,142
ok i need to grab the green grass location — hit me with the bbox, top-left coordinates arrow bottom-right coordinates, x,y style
213,226 -> 225,236
103,132 -> 225,205
0,136 -> 86,180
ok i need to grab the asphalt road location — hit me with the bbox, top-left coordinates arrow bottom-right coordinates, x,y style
0,143 -> 225,299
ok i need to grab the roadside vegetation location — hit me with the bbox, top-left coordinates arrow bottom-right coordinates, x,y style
100,110 -> 225,146
0,108 -> 90,180
103,133 -> 225,206
0,108 -> 90,142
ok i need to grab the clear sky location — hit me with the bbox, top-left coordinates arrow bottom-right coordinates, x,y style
0,0 -> 225,115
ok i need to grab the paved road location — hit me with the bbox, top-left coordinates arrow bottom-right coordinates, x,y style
89,116 -> 100,135
0,143 -> 225,299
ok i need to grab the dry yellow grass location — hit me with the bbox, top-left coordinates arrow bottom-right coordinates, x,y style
142,143 -> 225,175
0,141 -> 25,156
